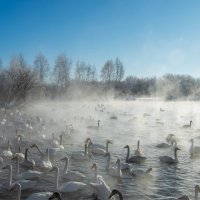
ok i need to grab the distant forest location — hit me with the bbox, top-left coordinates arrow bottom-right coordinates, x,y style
0,53 -> 200,106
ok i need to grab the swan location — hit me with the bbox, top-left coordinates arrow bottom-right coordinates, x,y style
182,120 -> 192,128
49,192 -> 62,200
12,155 -> 43,180
124,145 -> 147,163
109,189 -> 123,200
159,147 -> 181,164
85,138 -> 104,149
2,165 -> 36,190
60,156 -> 86,181
90,163 -> 114,200
14,146 -> 25,160
10,182 -> 54,200
88,139 -> 112,155
2,141 -> 12,158
157,139 -> 177,149
166,134 -> 176,144
105,153 -> 129,170
38,149 -> 52,170
134,140 -> 142,156
189,139 -> 200,156
21,148 -> 35,169
50,166 -> 87,193
130,167 -> 152,178
71,144 -> 90,161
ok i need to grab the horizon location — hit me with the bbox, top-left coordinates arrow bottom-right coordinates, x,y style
1,0 -> 200,77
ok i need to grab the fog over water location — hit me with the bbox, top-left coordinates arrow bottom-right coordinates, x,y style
1,99 -> 200,199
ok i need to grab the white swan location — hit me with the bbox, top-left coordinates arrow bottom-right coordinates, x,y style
124,145 -> 146,163
71,144 -> 90,161
2,165 -> 36,190
10,182 -> 54,200
36,149 -> 52,170
90,163 -> 114,200
134,140 -> 142,156
14,146 -> 25,160
12,155 -> 43,180
50,166 -> 87,193
85,137 -> 104,149
189,139 -> 200,156
105,153 -> 129,171
109,189 -> 123,200
88,139 -> 112,155
130,167 -> 152,178
159,147 -> 181,164
166,134 -> 176,144
2,141 -> 12,158
182,120 -> 192,128
60,157 -> 86,181
21,148 -> 35,169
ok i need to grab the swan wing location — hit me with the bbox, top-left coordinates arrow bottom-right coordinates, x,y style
59,181 -> 86,193
25,192 -> 53,200
159,156 -> 176,163
15,180 -> 36,190
63,171 -> 86,181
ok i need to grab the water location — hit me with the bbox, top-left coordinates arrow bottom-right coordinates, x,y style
1,99 -> 200,199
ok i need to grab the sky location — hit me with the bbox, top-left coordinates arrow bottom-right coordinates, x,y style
0,0 -> 200,77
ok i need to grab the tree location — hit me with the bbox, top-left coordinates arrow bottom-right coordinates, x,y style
34,53 -> 49,83
114,57 -> 124,87
101,60 -> 115,86
54,54 -> 71,88
9,54 -> 27,69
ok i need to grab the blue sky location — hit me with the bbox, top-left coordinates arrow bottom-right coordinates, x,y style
0,0 -> 200,77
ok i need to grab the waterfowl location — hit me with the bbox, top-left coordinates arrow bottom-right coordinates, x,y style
60,156 -> 86,181
130,167 -> 153,178
159,147 -> 181,164
21,148 -> 35,169
109,189 -> 123,200
134,140 -> 142,156
71,144 -> 90,161
50,166 -> 87,193
124,145 -> 146,163
189,139 -> 200,156
49,192 -> 62,200
89,140 -> 112,155
182,120 -> 192,128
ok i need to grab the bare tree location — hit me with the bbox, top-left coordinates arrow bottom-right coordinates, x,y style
9,54 -> 27,69
114,57 -> 124,87
101,60 -> 115,86
34,53 -> 49,83
54,54 -> 71,88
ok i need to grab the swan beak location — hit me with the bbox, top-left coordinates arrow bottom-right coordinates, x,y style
2,165 -> 8,170
104,153 -> 108,157
91,164 -> 96,169
177,147 -> 181,150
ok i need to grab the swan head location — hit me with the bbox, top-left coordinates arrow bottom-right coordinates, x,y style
10,183 -> 21,192
146,167 -> 152,174
107,140 -> 112,144
104,153 -> 110,158
175,147 -> 181,151
2,164 -> 11,170
123,145 -> 129,149
25,148 -> 30,153
50,166 -> 58,173
60,156 -> 69,163
31,144 -> 38,148
49,192 -> 62,200
195,185 -> 200,193
116,159 -> 121,165
85,137 -> 91,144
189,138 -> 194,142
91,163 -> 97,170
109,189 -> 122,199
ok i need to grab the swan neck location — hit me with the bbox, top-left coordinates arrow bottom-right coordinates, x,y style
8,165 -> 12,188
60,136 -> 62,145
117,163 -> 121,177
25,149 -> 28,160
126,147 -> 130,161
106,155 -> 110,169
117,191 -> 123,200
106,142 -> 109,154
94,168 -> 97,181
174,149 -> 178,162
64,160 -> 68,173
55,168 -> 59,191
17,185 -> 21,200
17,158 -> 19,176
195,189 -> 198,200
36,146 -> 44,156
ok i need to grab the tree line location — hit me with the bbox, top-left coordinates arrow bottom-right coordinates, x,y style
0,53 -> 200,106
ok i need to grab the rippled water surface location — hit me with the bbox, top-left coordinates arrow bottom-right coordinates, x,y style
1,100 -> 200,199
